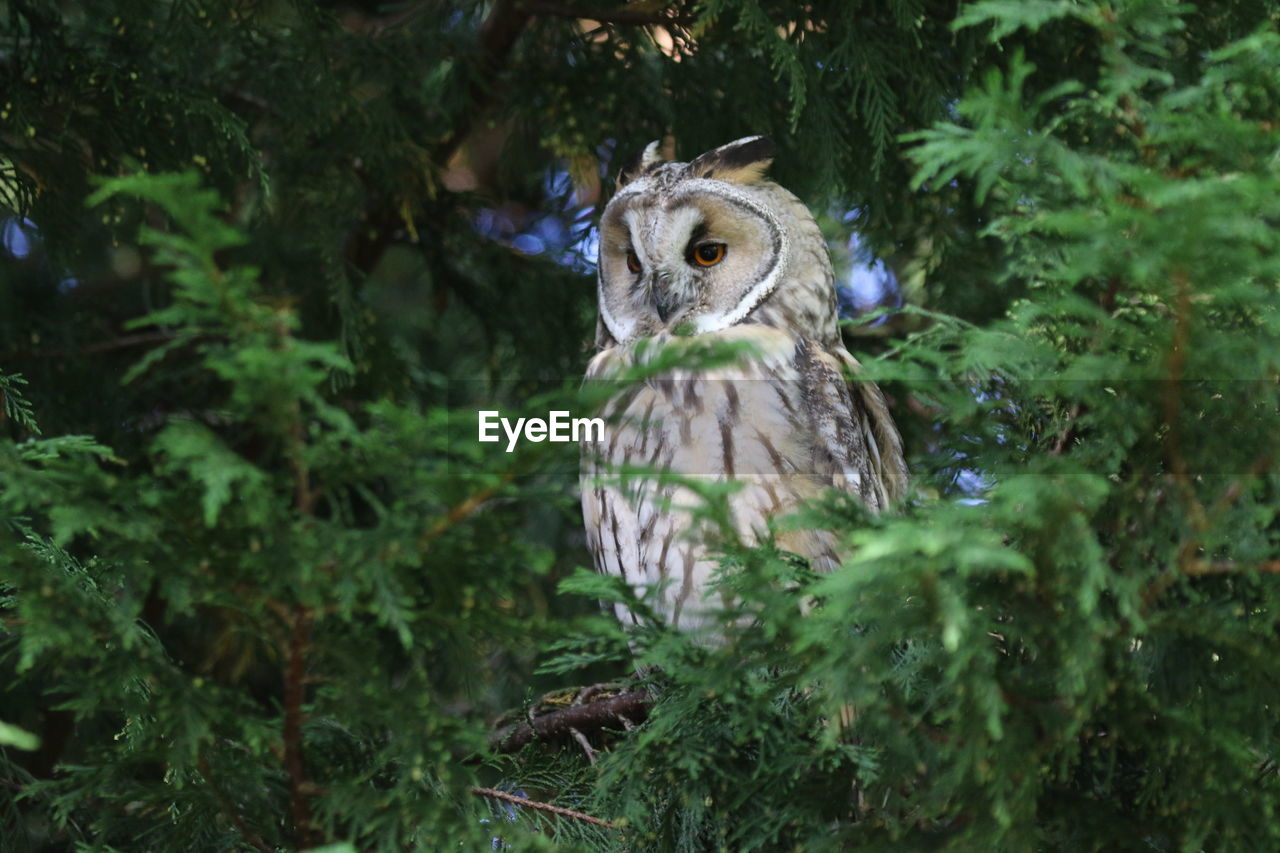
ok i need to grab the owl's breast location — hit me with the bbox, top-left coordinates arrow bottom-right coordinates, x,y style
581,326 -> 872,630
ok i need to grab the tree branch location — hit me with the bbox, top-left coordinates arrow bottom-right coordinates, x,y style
1143,451 -> 1274,607
1161,269 -> 1206,529
6,330 -> 182,361
470,786 -> 616,829
284,389 -> 317,847
1181,559 -> 1280,578
419,481 -> 504,549
1049,402 -> 1084,456
434,2 -> 695,169
434,0 -> 533,167
491,688 -> 649,753
283,604 -> 315,849
518,1 -> 697,27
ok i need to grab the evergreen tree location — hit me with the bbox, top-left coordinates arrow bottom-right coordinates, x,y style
1,1 -> 1278,850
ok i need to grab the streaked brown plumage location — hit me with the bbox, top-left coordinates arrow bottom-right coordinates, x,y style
581,137 -> 907,634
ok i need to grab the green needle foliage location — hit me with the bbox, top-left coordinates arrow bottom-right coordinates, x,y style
2,1 -> 1279,851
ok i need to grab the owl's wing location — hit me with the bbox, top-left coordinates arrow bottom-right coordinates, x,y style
801,341 -> 908,511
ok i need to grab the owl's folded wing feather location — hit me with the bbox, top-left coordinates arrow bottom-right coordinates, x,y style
800,342 -> 908,511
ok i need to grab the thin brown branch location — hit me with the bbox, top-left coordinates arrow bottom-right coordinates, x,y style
435,2 -> 695,170
281,378 -> 318,848
338,0 -> 431,36
1161,269 -> 1206,529
1142,556 -> 1280,608
519,1 -> 697,27
491,688 -> 650,753
434,0 -> 533,166
281,308 -> 318,514
470,786 -> 616,829
283,604 -> 315,849
1204,452 -> 1273,520
1050,402 -> 1084,456
1145,268 -> 1208,607
419,471 -> 518,549
6,330 -> 181,361
287,417 -> 315,517
1181,559 -> 1280,578
1144,451 -> 1274,607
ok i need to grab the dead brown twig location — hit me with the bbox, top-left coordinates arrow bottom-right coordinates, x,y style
1180,559 -> 1280,578
1141,450 -> 1275,606
470,786 -> 616,829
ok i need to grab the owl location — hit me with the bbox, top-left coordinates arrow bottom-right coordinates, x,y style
581,136 -> 907,635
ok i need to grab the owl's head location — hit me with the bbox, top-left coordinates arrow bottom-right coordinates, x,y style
595,136 -> 836,348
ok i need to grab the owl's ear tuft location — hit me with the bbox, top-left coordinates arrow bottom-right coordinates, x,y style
617,140 -> 664,187
688,135 -> 775,184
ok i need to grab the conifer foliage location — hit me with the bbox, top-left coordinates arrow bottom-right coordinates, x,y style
2,1 -> 1279,850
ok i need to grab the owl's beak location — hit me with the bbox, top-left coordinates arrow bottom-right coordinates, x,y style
653,292 -> 676,323
650,272 -> 684,324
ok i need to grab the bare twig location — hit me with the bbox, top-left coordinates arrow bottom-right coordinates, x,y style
7,330 -> 182,361
1181,559 -> 1280,578
1161,269 -> 1206,529
470,786 -> 616,829
1050,402 -> 1083,456
491,688 -> 650,753
1144,451 -> 1274,606
568,727 -> 597,763
1142,557 -> 1280,605
422,485 -> 499,542
419,471 -> 518,549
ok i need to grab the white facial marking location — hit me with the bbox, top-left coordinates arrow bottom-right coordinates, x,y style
677,179 -> 787,333
598,175 -> 787,343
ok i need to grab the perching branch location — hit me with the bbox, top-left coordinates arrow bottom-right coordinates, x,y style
518,1 -> 697,27
470,786 -> 616,829
491,687 -> 650,754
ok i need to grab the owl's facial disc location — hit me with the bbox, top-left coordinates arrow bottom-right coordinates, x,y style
597,180 -> 785,342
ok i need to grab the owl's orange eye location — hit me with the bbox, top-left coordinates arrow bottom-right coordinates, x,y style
626,250 -> 642,274
691,243 -> 726,267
